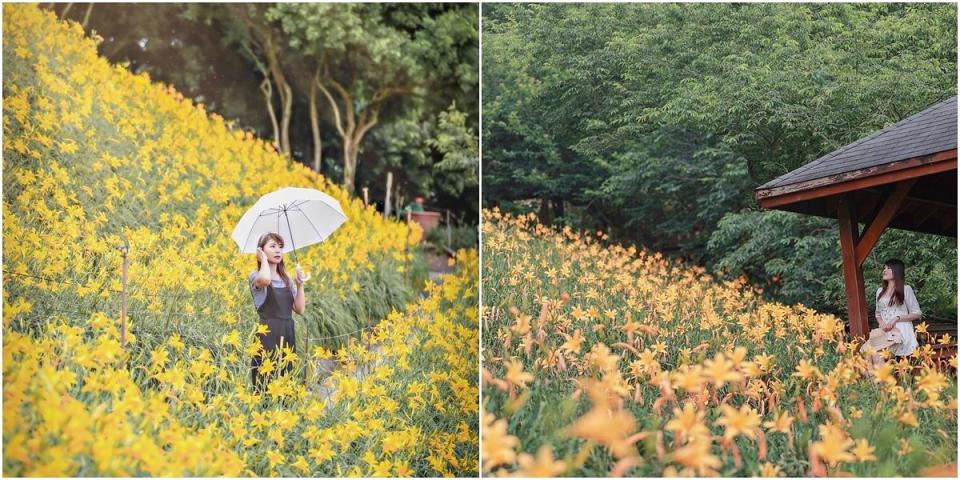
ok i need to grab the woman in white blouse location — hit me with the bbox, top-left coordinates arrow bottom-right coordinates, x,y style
866,259 -> 922,369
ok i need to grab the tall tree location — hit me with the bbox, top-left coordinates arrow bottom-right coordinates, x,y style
268,3 -> 475,195
484,3 -> 956,242
184,4 -> 296,155
268,4 -> 417,194
72,3 -> 478,221
483,3 -> 957,313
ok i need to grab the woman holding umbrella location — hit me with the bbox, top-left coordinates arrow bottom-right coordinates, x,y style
232,187 -> 347,391
248,232 -> 308,391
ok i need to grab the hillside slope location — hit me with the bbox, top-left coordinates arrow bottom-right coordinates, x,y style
2,5 -> 478,476
3,3 -> 420,350
481,209 -> 956,477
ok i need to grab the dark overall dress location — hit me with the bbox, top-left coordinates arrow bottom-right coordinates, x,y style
250,280 -> 297,391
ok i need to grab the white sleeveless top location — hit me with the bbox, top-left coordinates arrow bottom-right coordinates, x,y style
875,284 -> 922,356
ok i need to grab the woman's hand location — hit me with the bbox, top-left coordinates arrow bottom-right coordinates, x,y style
256,247 -> 268,264
295,263 -> 310,285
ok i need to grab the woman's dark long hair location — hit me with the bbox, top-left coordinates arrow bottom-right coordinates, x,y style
256,232 -> 292,289
879,258 -> 906,306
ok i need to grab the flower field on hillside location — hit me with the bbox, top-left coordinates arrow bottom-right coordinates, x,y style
3,4 -> 478,476
481,209 -> 956,477
4,3 -> 421,351
5,249 -> 478,476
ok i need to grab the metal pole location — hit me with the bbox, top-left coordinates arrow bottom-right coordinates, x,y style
282,206 -> 298,265
281,205 -> 308,386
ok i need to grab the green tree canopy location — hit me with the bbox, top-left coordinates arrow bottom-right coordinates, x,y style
483,3 -> 957,316
64,3 -> 478,221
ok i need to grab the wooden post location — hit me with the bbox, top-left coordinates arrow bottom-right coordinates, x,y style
362,187 -> 369,208
837,195 -> 869,339
446,209 -> 452,248
854,178 -> 916,266
404,210 -> 411,283
304,333 -> 310,386
119,239 -> 129,348
384,172 -> 393,218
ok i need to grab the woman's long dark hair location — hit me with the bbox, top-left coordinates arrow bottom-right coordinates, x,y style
256,232 -> 292,289
879,258 -> 906,306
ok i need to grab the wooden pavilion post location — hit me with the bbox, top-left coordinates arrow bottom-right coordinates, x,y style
835,179 -> 917,339
754,97 -> 956,357
837,194 -> 869,338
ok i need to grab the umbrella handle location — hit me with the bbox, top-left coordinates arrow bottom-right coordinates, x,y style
294,262 -> 311,284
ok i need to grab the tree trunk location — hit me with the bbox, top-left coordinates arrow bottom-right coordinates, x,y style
317,77 -> 356,194
60,3 -> 74,18
343,140 -> 358,195
539,198 -> 553,224
308,69 -> 322,172
259,78 -> 280,148
316,75 -> 403,196
280,81 -> 293,155
552,197 -> 565,219
262,34 -> 292,154
232,5 -> 286,152
81,3 -> 93,28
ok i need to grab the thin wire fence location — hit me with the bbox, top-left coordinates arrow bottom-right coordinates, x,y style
307,324 -> 378,343
3,268 -> 381,343
4,267 -> 399,397
1,246 -> 451,402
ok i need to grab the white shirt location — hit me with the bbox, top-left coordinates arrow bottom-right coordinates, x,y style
875,284 -> 922,356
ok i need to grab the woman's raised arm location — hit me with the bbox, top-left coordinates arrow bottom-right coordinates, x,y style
254,248 -> 271,288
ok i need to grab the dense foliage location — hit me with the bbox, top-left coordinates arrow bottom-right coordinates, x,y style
482,3 -> 957,317
55,3 -> 479,222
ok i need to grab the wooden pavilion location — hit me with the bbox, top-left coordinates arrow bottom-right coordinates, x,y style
755,96 -> 957,354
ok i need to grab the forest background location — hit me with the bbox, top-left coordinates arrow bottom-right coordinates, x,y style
55,3 -> 480,245
482,3 -> 958,319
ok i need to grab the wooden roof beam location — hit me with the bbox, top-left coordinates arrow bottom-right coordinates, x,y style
854,178 -> 917,266
757,150 -> 957,208
913,204 -> 940,229
862,189 -> 956,210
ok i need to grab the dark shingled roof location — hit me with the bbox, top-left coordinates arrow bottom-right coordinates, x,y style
758,96 -> 958,190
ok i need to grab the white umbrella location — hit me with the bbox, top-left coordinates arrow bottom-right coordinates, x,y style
231,187 -> 347,264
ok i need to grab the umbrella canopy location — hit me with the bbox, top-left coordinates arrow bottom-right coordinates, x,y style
231,187 -> 347,263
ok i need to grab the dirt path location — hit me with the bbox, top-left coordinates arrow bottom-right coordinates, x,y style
310,248 -> 456,406
426,249 -> 457,284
